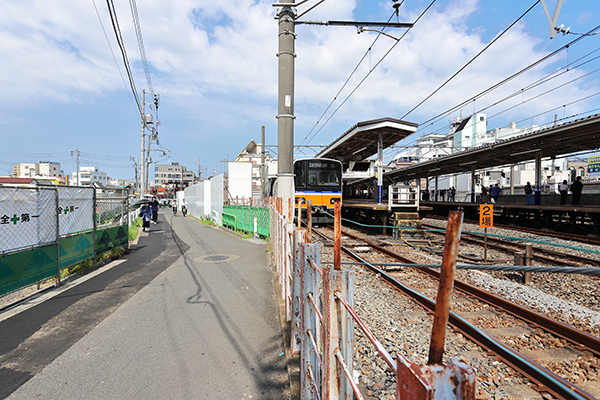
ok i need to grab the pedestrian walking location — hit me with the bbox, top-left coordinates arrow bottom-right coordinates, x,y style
524,182 -> 533,205
491,184 -> 501,203
559,180 -> 569,206
141,204 -> 152,232
151,196 -> 159,224
570,176 -> 583,206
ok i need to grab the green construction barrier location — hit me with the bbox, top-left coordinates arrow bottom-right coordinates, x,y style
0,225 -> 128,297
222,206 -> 269,237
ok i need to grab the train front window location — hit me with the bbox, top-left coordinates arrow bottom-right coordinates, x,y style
306,161 -> 341,190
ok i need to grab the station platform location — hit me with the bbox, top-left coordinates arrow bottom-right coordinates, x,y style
1,213 -> 290,399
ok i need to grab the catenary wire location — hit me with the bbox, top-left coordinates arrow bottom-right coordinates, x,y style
400,0 -> 541,120
303,0 -> 437,145
300,12 -> 395,146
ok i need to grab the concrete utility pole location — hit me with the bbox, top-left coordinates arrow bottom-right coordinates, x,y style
275,1 -> 296,215
140,89 -> 146,197
261,126 -> 267,198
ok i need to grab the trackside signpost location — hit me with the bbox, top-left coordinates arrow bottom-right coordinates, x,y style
479,205 -> 493,262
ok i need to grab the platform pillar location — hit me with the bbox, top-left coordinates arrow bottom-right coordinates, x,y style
535,153 -> 542,205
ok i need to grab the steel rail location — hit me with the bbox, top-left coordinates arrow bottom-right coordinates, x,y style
431,225 -> 600,267
424,215 -> 600,246
339,228 -> 600,359
313,227 -> 598,400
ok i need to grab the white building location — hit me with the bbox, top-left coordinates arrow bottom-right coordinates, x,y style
13,162 -> 64,179
72,167 -> 108,186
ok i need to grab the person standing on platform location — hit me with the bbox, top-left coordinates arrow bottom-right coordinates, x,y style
151,196 -> 159,224
559,180 -> 569,206
570,176 -> 583,206
524,182 -> 534,205
481,185 -> 488,203
491,184 -> 501,203
449,187 -> 456,202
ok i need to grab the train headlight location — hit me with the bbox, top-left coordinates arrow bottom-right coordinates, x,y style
330,198 -> 341,204
296,197 -> 306,204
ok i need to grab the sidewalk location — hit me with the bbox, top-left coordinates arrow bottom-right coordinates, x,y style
6,212 -> 290,400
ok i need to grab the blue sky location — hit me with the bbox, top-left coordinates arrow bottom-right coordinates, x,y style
1,0 -> 599,181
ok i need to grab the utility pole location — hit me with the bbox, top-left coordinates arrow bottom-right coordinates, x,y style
71,148 -> 80,186
140,90 -> 146,197
275,1 -> 296,216
261,126 -> 267,198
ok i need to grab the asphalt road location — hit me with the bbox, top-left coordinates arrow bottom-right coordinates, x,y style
0,214 -> 188,399
1,211 -> 289,400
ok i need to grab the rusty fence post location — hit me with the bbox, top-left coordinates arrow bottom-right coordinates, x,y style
285,220 -> 294,321
524,243 -> 533,284
428,211 -> 464,365
307,200 -> 312,243
322,268 -> 354,400
302,243 -> 322,400
334,201 -> 341,270
396,211 -> 475,400
292,228 -> 307,355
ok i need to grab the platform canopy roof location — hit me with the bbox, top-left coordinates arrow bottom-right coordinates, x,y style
315,117 -> 418,165
381,113 -> 600,185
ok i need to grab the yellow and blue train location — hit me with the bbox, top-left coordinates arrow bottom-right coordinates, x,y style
293,158 -> 342,221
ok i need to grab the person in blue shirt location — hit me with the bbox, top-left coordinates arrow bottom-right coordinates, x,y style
141,204 -> 152,232
491,184 -> 501,203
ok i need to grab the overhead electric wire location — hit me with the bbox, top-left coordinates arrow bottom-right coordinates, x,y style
303,0 -> 437,145
91,0 -> 138,113
105,0 -> 143,116
400,0 -> 540,120
300,12 -> 395,146
416,24 -> 600,132
128,0 -> 153,94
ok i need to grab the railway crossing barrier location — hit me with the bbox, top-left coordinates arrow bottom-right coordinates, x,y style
269,199 -> 476,399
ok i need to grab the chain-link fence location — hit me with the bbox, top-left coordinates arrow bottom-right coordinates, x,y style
0,185 -> 129,297
222,205 -> 270,237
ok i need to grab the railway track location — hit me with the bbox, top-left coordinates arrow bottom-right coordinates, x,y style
313,225 -> 600,400
421,222 -> 600,267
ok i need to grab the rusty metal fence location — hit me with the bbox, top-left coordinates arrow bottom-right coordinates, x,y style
0,185 -> 129,297
269,198 -> 476,400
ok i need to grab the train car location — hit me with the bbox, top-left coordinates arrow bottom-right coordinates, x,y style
294,158 -> 342,221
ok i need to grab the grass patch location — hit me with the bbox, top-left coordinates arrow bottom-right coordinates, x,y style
69,246 -> 127,276
128,217 -> 142,241
199,216 -> 214,226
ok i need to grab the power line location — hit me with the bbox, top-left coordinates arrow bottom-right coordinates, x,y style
105,0 -> 143,116
300,12 -> 395,146
128,0 -> 153,94
416,25 -> 600,132
302,0 -> 437,145
400,0 -> 541,120
90,0 -> 138,113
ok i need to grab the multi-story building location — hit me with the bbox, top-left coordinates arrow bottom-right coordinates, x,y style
233,140 -> 273,198
153,162 -> 196,195
71,167 -> 108,186
13,162 -> 65,179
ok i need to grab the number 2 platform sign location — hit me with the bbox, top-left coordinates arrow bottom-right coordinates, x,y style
479,204 -> 493,228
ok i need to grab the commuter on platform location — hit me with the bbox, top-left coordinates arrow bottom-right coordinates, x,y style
481,185 -> 488,203
449,187 -> 456,202
559,180 -> 569,206
491,184 -> 501,203
440,189 -> 446,202
422,189 -> 430,201
570,176 -> 583,206
524,182 -> 534,205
